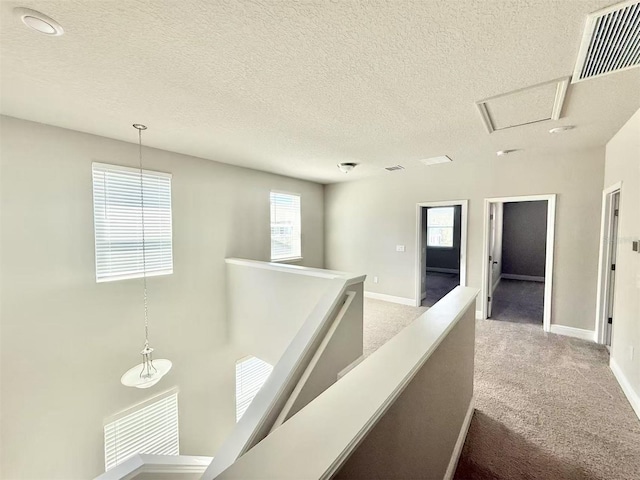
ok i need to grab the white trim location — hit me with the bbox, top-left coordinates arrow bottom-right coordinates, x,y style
501,274 -> 545,282
475,310 -> 483,320
480,194 -> 556,332
337,355 -> 365,380
610,358 -> 640,420
595,182 -> 622,345
415,200 -> 469,307
95,454 -> 212,480
549,324 -> 596,342
444,396 -> 475,480
364,291 -> 415,306
426,267 -> 460,274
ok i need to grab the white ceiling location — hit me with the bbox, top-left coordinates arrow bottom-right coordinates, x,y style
1,0 -> 639,184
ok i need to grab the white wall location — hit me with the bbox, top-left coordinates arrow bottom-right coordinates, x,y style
325,147 -> 605,330
0,116 -> 324,479
605,108 -> 640,416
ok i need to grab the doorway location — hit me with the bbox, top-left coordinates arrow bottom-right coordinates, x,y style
415,200 -> 468,307
595,183 -> 622,347
481,195 -> 556,331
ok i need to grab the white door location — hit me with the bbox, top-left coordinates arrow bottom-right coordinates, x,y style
487,203 -> 497,317
605,192 -> 620,346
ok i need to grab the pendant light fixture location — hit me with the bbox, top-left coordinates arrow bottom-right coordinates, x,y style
121,124 -> 173,389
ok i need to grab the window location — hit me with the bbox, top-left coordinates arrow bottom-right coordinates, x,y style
92,163 -> 173,282
236,356 -> 273,422
104,390 -> 179,471
427,207 -> 455,248
270,192 -> 301,261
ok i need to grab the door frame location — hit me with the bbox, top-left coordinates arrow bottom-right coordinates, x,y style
480,194 -> 556,332
594,182 -> 622,345
414,200 -> 469,307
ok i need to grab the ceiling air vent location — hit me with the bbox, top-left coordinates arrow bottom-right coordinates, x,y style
572,0 -> 640,83
385,165 -> 405,172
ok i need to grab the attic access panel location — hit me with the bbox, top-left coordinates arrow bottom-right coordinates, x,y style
475,77 -> 569,133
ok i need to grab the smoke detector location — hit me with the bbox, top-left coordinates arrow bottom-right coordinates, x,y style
572,0 -> 640,83
337,162 -> 357,173
549,125 -> 575,134
14,7 -> 64,36
384,165 -> 405,172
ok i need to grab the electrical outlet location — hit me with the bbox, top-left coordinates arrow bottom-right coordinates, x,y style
396,245 -> 406,252
373,276 -> 379,284
630,346 -> 635,361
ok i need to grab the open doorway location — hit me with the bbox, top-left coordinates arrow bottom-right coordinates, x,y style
415,200 -> 468,307
595,183 -> 622,347
481,195 -> 556,331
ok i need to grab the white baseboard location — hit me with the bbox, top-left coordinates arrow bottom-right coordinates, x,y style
426,267 -> 460,274
501,274 -> 545,282
364,291 -> 416,306
610,358 -> 640,421
444,395 -> 475,480
337,355 -> 365,380
549,324 -> 596,342
475,310 -> 483,320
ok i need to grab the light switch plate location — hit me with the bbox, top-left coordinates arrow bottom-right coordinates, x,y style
396,245 -> 406,252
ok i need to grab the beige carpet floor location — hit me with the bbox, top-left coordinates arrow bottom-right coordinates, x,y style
362,298 -> 640,480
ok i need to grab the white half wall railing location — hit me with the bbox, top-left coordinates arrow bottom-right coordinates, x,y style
202,259 -> 366,479
215,286 -> 478,480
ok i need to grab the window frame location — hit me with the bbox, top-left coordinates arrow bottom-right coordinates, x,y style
269,190 -> 302,263
92,162 -> 174,283
426,206 -> 455,249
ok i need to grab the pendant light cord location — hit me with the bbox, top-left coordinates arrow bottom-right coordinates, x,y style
137,127 -> 149,346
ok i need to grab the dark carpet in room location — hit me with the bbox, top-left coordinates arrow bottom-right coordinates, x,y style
421,271 -> 459,307
490,279 -> 544,324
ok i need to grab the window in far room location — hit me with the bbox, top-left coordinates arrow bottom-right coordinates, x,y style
427,207 -> 454,248
270,191 -> 301,261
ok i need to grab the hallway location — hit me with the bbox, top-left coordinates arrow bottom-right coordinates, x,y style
362,297 -> 640,480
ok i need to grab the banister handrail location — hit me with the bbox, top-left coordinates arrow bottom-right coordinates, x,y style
215,286 -> 478,480
201,260 -> 366,479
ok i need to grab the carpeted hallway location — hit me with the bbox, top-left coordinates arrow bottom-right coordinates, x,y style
363,298 -> 640,480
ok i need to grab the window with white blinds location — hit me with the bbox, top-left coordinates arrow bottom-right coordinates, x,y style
104,390 -> 179,471
92,162 -> 173,282
270,191 -> 301,261
236,356 -> 273,422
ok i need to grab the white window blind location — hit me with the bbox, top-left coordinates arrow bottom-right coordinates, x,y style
104,390 -> 179,471
92,162 -> 173,282
427,207 -> 455,248
236,356 -> 273,422
270,192 -> 301,261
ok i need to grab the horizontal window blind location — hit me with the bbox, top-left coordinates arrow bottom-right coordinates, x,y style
92,163 -> 173,282
270,192 -> 301,261
236,356 -> 273,422
427,207 -> 454,248
104,391 -> 179,471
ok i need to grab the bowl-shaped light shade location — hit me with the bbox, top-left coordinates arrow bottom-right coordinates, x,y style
121,359 -> 172,389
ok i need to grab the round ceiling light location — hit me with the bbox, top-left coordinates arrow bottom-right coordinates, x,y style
549,125 -> 575,134
14,8 -> 64,36
337,162 -> 358,173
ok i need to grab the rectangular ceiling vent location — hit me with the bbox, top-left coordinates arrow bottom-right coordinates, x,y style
385,165 -> 405,171
572,0 -> 640,83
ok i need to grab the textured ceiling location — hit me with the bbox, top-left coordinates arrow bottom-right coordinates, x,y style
1,0 -> 639,183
